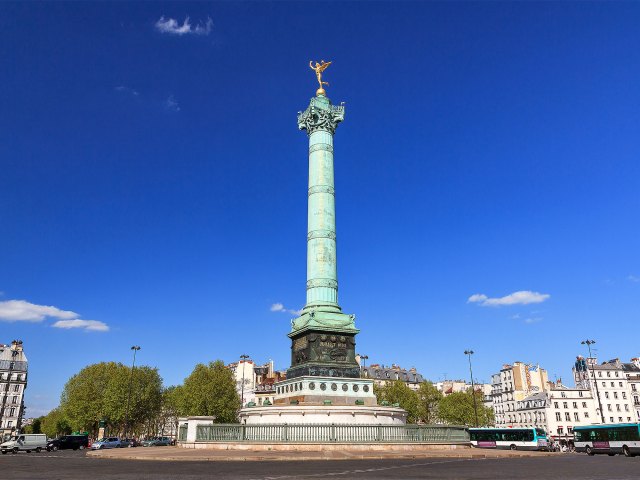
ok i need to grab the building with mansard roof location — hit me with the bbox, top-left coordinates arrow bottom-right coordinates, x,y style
0,340 -> 28,437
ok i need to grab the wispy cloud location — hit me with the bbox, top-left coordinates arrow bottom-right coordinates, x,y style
0,298 -> 109,332
0,300 -> 77,322
52,319 -> 109,332
468,290 -> 550,307
524,317 -> 543,324
164,95 -> 180,112
115,85 -> 139,96
270,303 -> 302,316
628,275 -> 640,283
155,16 -> 213,36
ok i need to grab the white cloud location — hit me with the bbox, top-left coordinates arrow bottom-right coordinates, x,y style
164,95 -> 180,112
628,275 -> 639,283
467,290 -> 550,307
0,298 -> 109,332
0,300 -> 78,322
155,16 -> 213,36
115,85 -> 139,96
270,303 -> 302,316
52,319 -> 109,332
524,317 -> 543,324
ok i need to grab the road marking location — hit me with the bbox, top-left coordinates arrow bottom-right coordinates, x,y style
253,458 -> 481,480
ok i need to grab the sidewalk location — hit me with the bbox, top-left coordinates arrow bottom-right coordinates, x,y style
88,446 -> 556,462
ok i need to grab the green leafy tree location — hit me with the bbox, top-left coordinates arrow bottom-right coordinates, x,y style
41,408 -> 71,438
374,380 -> 420,423
180,361 -> 240,423
416,381 -> 443,424
438,389 -> 494,427
151,385 -> 184,436
60,362 -> 163,435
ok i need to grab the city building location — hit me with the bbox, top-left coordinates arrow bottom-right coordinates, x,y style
511,380 -> 599,444
491,362 -> 549,427
0,340 -> 28,436
574,356 -> 640,424
360,363 -> 425,391
227,359 -> 286,407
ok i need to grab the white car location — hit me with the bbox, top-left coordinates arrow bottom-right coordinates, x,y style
90,437 -> 121,450
1,434 -> 48,454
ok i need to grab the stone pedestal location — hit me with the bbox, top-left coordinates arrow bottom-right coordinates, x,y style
238,405 -> 407,425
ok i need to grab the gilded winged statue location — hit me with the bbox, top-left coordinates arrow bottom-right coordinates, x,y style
310,60 -> 331,93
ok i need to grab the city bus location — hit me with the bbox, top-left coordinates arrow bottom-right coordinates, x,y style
574,423 -> 640,457
468,428 -> 548,451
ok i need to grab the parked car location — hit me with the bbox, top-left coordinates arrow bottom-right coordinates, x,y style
90,437 -> 121,450
1,434 -> 48,454
46,434 -> 89,451
141,436 -> 171,447
119,438 -> 139,448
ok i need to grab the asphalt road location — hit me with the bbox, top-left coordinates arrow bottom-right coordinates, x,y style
3,450 -> 640,479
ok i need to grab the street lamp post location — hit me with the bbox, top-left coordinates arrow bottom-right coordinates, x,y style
464,350 -> 479,427
125,345 -> 141,437
239,354 -> 249,407
581,340 -> 605,423
357,354 -> 368,377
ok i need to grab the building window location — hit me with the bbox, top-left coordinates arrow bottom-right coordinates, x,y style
632,384 -> 637,391
614,392 -> 618,399
557,427 -> 563,434
618,417 -> 623,422
608,404 -> 612,411
565,412 -> 571,421
555,412 -> 561,421
619,382 -> 623,388
568,427 -> 573,433
561,392 -> 566,398
602,382 -> 606,387
579,391 -> 584,397
598,372 -> 602,378
616,404 -> 621,412
573,402 -> 578,409
13,385 -> 20,393
605,392 -> 609,399
625,405 -> 629,412
585,412 -> 590,418
582,402 -> 587,408
615,372 -> 619,377
9,408 -> 15,416
7,421 -> 12,427
554,402 -> 559,408
563,402 -> 568,409
574,412 -> 580,421
622,392 -> 627,400
607,372 -> 611,378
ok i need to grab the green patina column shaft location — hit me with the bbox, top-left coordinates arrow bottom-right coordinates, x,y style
299,95 -> 343,311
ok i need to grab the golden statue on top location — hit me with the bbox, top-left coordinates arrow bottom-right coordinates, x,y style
310,60 -> 331,96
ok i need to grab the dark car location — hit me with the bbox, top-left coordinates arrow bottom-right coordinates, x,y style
46,435 -> 89,451
119,438 -> 139,448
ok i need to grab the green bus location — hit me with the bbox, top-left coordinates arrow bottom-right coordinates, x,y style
469,428 -> 548,451
574,423 -> 640,457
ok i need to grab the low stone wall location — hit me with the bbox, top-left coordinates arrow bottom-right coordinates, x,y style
180,442 -> 471,451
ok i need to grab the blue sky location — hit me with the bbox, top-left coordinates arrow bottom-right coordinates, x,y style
1,2 -> 639,417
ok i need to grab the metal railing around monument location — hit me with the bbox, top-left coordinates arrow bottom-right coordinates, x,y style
194,424 -> 468,443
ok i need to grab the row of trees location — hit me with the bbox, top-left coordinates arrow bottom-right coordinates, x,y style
33,360 -> 240,438
375,380 -> 494,426
31,362 -> 492,438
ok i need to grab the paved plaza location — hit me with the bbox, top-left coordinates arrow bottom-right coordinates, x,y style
3,449 -> 639,479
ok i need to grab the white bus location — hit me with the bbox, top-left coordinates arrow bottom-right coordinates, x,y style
574,423 -> 640,457
469,428 -> 549,451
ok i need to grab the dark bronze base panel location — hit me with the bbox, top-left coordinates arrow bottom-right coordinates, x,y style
287,330 -> 359,380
